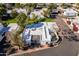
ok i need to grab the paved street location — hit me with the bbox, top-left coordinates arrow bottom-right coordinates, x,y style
23,16 -> 79,56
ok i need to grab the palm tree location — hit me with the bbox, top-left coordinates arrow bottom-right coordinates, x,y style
31,13 -> 38,23
15,13 -> 30,49
41,3 -> 57,18
47,3 -> 57,10
16,13 -> 27,27
74,3 -> 79,9
24,3 -> 36,15
3,4 -> 32,54
41,8 -> 49,18
11,10 -> 18,18
47,4 -> 58,17
61,3 -> 72,9
15,3 -> 21,8
5,31 -> 24,55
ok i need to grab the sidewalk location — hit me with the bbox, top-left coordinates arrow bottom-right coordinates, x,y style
9,44 -> 61,56
9,45 -> 48,56
9,45 -> 58,56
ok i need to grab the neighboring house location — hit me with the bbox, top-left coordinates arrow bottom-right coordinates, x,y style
63,8 -> 78,18
22,22 -> 59,46
29,9 -> 45,19
1,9 -> 13,20
13,8 -> 27,16
7,10 -> 12,14
2,13 -> 11,20
0,23 -> 9,42
4,3 -> 15,9
35,3 -> 47,9
8,23 -> 19,32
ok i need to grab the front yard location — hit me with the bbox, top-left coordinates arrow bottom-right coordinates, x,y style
2,18 -> 18,25
2,18 -> 55,26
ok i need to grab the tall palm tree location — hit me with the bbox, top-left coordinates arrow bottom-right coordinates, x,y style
15,3 -> 21,8
7,12 -> 30,51
4,4 -> 31,54
5,31 -> 24,55
16,13 -> 27,27
47,3 -> 57,10
61,3 -> 72,9
74,3 -> 79,9
42,3 -> 57,18
24,3 -> 36,15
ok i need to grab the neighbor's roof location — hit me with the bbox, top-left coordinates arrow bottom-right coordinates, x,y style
64,8 -> 77,14
0,23 -> 9,35
0,27 -> 9,35
0,26 -> 9,42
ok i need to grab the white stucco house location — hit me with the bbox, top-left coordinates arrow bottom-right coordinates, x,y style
13,8 -> 27,16
63,8 -> 78,18
29,8 -> 45,19
22,22 -> 59,46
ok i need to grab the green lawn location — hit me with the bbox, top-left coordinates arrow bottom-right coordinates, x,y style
2,18 -> 55,25
2,18 -> 18,24
44,18 -> 55,22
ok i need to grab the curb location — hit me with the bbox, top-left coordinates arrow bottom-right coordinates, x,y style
9,41 -> 62,56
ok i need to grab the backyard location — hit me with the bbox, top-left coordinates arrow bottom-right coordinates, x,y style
2,18 -> 18,25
